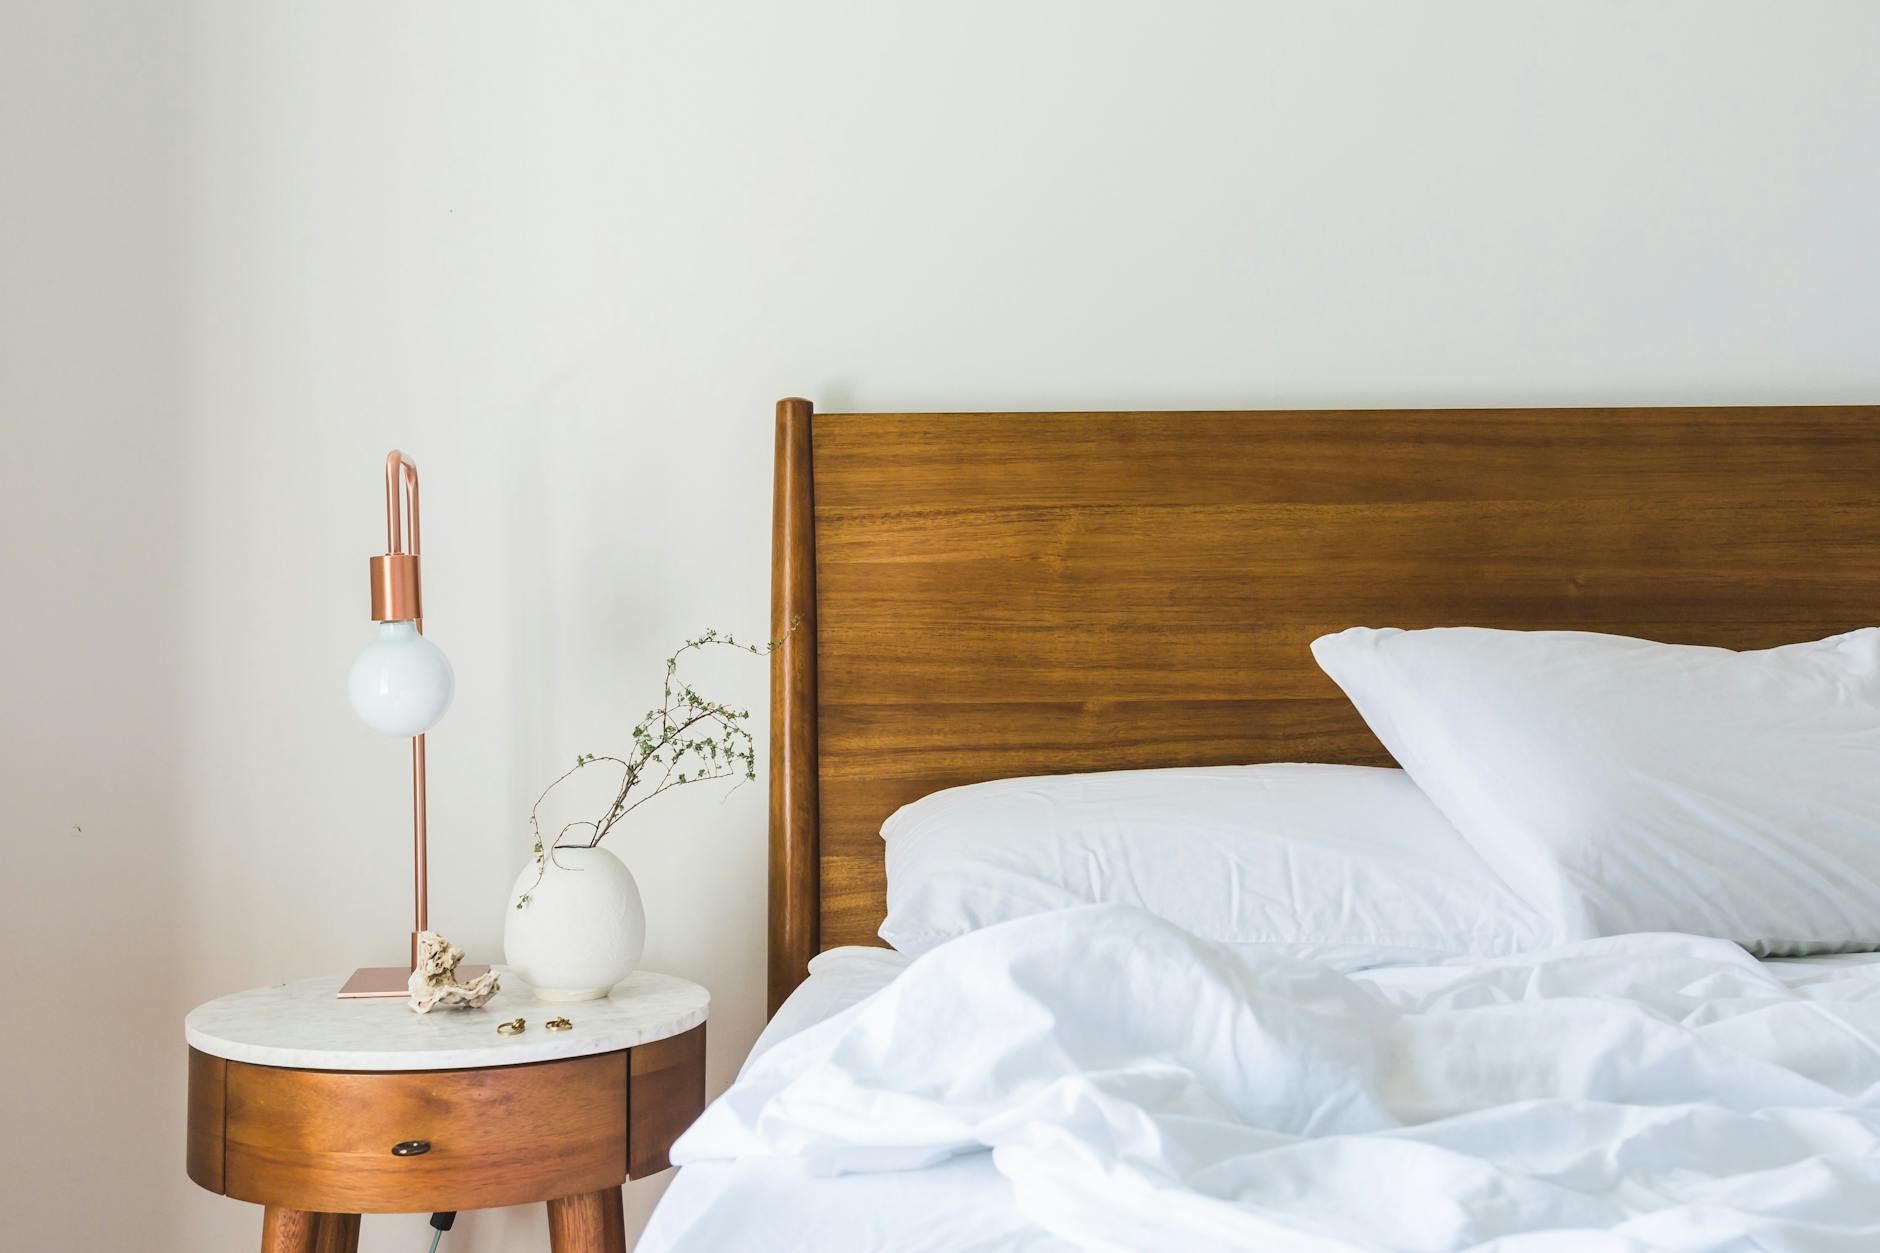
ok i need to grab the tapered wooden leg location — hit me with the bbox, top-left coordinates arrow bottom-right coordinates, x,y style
313,1213 -> 361,1253
259,1208 -> 359,1253
547,1188 -> 626,1253
260,1207 -> 321,1253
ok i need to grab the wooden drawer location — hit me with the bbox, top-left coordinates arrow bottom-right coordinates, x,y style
222,1052 -> 628,1214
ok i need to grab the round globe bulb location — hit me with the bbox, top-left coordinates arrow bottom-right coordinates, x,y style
348,621 -> 454,736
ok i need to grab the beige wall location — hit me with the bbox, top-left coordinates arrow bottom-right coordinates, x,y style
4,2 -> 1877,1249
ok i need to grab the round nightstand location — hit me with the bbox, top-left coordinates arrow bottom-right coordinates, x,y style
185,970 -> 709,1253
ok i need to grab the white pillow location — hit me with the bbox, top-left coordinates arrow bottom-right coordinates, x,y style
879,763 -> 1555,965
1311,626 -> 1880,956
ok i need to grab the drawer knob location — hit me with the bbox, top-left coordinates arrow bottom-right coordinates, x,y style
391,1140 -> 432,1157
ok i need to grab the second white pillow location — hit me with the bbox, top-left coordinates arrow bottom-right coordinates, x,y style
1312,625 -> 1880,956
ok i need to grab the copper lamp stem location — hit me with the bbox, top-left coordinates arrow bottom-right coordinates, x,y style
404,468 -> 420,555
411,733 -> 428,968
384,450 -> 429,970
384,456 -> 401,552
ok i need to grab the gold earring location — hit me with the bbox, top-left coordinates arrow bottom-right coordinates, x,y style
545,1016 -> 572,1032
496,1017 -> 527,1036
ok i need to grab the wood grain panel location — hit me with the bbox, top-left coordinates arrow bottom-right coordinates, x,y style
223,1053 -> 626,1213
808,409 -> 1879,508
187,1047 -> 227,1194
768,404 -> 1880,971
628,1024 -> 706,1179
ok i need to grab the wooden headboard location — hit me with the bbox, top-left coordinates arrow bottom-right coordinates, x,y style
767,398 -> 1879,1012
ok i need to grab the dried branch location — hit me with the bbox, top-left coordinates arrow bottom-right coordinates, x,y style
514,622 -> 794,908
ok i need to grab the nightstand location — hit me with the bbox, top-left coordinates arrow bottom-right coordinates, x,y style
184,970 -> 709,1252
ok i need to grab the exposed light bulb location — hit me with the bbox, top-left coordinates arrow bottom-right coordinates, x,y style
348,620 -> 454,736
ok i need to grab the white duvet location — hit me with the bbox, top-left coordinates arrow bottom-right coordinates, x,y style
672,906 -> 1880,1252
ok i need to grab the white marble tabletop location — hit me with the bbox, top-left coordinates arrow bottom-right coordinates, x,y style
185,969 -> 709,1072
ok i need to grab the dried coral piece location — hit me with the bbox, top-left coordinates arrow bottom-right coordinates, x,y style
408,930 -> 500,1013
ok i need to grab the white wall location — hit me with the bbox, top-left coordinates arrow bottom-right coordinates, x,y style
4,2 -> 1877,1249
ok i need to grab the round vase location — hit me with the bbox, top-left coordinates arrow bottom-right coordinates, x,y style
503,844 -> 646,1002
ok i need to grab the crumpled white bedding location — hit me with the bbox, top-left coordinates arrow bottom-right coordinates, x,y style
662,906 -> 1880,1252
640,944 -> 1072,1252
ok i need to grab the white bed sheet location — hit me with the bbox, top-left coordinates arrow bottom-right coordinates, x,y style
639,933 -> 1880,1253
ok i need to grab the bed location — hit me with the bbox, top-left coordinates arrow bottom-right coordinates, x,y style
640,399 -> 1880,1252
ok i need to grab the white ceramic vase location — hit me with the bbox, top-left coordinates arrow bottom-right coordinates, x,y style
503,844 -> 646,1001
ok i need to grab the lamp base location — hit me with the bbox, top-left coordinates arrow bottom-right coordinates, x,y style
337,963 -> 491,999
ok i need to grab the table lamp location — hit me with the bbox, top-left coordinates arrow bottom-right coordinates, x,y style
337,451 -> 487,997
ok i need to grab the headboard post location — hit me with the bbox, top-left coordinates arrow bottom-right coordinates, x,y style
769,397 -> 820,1016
